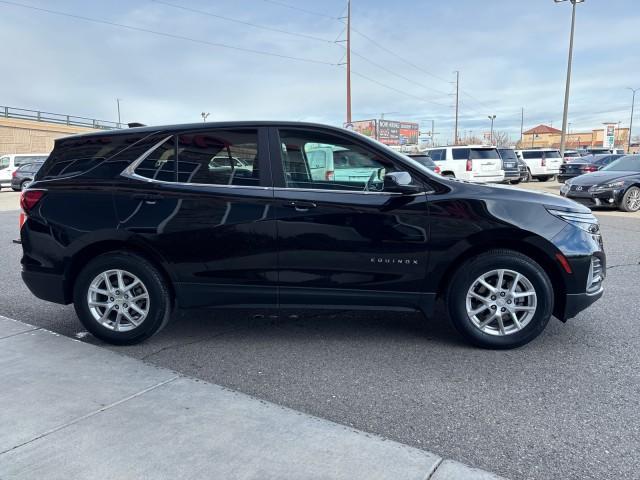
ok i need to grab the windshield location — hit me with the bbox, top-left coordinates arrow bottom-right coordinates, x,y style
498,149 -> 517,161
15,155 -> 48,166
543,151 -> 561,158
601,155 -> 640,172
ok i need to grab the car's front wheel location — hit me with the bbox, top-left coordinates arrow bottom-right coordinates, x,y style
446,250 -> 553,349
73,252 -> 172,345
620,186 -> 640,212
537,175 -> 551,182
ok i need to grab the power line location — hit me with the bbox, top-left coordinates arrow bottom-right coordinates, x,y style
153,0 -> 336,44
261,0 -> 338,20
348,68 -> 450,108
0,0 -> 337,66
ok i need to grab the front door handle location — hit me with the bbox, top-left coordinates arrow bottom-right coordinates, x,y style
282,201 -> 317,212
132,193 -> 163,204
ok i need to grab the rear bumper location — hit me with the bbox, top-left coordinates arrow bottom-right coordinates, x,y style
563,288 -> 604,320
21,270 -> 70,305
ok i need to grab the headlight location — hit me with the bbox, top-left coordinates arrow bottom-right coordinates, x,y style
589,180 -> 624,192
546,208 -> 600,234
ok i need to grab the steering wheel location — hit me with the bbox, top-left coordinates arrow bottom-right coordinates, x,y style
363,170 -> 379,192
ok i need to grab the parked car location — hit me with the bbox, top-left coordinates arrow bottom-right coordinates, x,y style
496,148 -> 521,184
20,122 -> 605,349
405,154 -> 441,174
515,149 -> 562,182
562,150 -> 583,163
424,145 -> 505,183
0,153 -> 49,190
558,154 -> 624,183
587,147 -> 625,156
11,162 -> 45,191
561,154 -> 640,212
517,157 -> 531,182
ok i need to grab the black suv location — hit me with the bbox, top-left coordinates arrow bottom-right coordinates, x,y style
20,122 -> 605,349
11,161 -> 45,191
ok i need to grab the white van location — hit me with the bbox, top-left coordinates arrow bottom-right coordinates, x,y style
0,153 -> 49,189
423,145 -> 505,183
515,149 -> 562,182
305,144 -> 383,183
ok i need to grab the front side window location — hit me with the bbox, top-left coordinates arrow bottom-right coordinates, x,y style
134,137 -> 176,182
0,156 -> 9,169
279,129 -> 397,192
428,149 -> 444,161
177,130 -> 259,186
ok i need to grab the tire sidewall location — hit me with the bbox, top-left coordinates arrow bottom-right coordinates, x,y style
73,253 -> 170,344
447,252 -> 553,349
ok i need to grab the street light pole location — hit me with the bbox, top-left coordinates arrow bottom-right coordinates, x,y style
556,0 -> 584,159
488,115 -> 496,145
116,98 -> 122,127
628,88 -> 638,152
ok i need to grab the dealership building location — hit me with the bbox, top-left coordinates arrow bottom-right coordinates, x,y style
519,124 -> 630,150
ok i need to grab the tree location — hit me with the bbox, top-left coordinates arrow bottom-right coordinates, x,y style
492,131 -> 511,147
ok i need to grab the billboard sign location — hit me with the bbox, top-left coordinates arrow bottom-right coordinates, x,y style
378,120 -> 419,146
348,119 -> 377,139
604,124 -> 616,148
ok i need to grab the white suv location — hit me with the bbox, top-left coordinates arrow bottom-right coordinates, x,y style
423,145 -> 504,183
515,149 -> 561,182
0,153 -> 49,189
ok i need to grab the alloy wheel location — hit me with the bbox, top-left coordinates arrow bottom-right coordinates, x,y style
87,269 -> 150,332
465,269 -> 537,336
626,188 -> 640,211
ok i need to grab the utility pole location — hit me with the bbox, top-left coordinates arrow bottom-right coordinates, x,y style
628,88 -> 638,152
432,120 -> 436,146
453,71 -> 459,145
116,98 -> 122,127
488,115 -> 496,145
556,0 -> 584,159
346,0 -> 352,124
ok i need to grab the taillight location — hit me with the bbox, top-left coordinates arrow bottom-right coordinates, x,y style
20,189 -> 45,213
12,170 -> 18,178
434,166 -> 441,174
325,170 -> 334,181
466,159 -> 473,172
583,165 -> 597,172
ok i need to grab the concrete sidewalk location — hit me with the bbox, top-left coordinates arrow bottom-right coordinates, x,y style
0,315 -> 505,480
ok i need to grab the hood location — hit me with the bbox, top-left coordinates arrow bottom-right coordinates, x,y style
569,171 -> 637,186
453,181 -> 591,213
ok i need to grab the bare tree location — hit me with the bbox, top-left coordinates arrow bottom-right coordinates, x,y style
492,131 -> 511,147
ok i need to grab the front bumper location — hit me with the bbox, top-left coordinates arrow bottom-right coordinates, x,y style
563,287 -> 604,320
561,188 -> 622,208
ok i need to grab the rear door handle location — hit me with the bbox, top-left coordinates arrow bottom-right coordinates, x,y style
282,201 -> 317,212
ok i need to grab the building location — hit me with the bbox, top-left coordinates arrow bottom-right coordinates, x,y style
1,106 -> 120,155
519,124 -> 630,150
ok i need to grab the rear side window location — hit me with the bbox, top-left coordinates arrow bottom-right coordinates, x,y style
522,151 -> 541,159
15,155 -> 48,167
134,137 -> 176,182
429,149 -> 445,161
177,130 -> 259,186
0,157 -> 9,169
544,151 -> 561,158
452,148 -> 470,160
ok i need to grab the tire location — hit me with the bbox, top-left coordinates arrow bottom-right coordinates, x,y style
510,179 -> 521,185
524,169 -> 532,182
443,172 -> 456,178
445,249 -> 553,349
20,181 -> 29,191
73,251 -> 172,345
620,186 -> 640,213
537,176 -> 550,182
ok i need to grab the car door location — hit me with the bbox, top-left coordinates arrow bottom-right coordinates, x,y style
269,126 -> 430,311
114,127 -> 278,308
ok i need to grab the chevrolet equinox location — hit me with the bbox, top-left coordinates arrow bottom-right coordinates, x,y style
20,122 -> 605,349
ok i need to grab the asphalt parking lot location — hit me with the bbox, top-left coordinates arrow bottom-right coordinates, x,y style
1,186 -> 639,480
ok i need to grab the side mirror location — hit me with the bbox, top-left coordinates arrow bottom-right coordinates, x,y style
383,171 -> 421,194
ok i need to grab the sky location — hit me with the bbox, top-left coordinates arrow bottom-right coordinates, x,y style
1,0 -> 639,144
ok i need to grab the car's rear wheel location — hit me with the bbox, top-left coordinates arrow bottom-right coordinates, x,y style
446,250 -> 553,349
73,252 -> 172,345
537,175 -> 550,182
20,181 -> 30,191
620,186 -> 640,212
